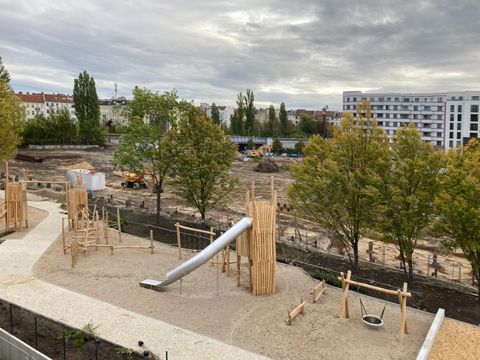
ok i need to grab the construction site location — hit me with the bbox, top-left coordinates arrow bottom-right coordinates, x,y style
0,147 -> 479,359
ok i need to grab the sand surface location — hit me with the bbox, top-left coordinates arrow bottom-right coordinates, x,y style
0,205 -> 48,240
429,319 -> 480,360
34,231 -> 434,360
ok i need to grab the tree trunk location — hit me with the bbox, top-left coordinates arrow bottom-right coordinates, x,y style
408,257 -> 414,284
155,180 -> 162,225
353,234 -> 359,272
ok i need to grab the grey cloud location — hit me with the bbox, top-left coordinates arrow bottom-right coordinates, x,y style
1,0 -> 479,109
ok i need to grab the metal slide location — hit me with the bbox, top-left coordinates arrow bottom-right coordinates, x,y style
140,217 -> 253,289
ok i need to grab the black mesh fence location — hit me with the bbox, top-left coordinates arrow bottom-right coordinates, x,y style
0,298 -> 169,360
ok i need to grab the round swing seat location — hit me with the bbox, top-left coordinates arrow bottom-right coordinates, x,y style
362,315 -> 384,327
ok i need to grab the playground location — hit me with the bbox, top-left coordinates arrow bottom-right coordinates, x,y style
34,229 -> 434,360
1,165 -> 476,359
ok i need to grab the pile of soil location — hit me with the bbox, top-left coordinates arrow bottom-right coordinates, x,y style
254,158 -> 279,173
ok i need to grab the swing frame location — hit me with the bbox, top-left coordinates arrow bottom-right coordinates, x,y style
337,270 -> 411,342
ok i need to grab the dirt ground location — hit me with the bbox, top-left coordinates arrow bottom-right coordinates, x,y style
429,319 -> 480,360
7,148 -> 474,288
34,231 -> 434,360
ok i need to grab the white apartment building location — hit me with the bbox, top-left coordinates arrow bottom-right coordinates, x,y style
199,103 -> 234,127
343,91 -> 480,149
16,92 -> 76,121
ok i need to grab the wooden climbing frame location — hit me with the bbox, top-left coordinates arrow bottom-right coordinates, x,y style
337,270 -> 411,342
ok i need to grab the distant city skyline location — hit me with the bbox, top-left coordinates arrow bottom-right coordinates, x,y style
1,0 -> 480,110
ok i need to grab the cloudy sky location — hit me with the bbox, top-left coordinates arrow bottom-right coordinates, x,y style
1,0 -> 479,110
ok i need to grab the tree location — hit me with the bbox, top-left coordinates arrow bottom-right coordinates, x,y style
114,89 -> 180,223
211,103 -> 220,125
279,102 -> 288,136
435,140 -> 480,297
271,138 -> 283,154
0,57 -> 11,83
377,124 -> 442,283
294,140 -> 305,155
0,80 -> 24,162
246,138 -> 255,150
73,70 -> 104,144
230,109 -> 243,135
288,102 -> 389,270
297,114 -> 316,136
235,92 -> 245,134
170,106 -> 237,222
243,89 -> 255,135
22,109 -> 77,145
266,105 -> 276,137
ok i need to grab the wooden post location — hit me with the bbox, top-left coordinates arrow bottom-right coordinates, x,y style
368,241 -> 374,262
237,255 -> 241,287
105,211 -> 109,245
337,270 -> 351,318
150,229 -> 154,254
116,207 -> 122,243
61,218 -> 67,254
4,160 -> 8,231
209,226 -> 214,266
176,223 -> 182,260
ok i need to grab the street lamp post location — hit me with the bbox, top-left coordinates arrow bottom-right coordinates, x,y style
322,105 -> 329,139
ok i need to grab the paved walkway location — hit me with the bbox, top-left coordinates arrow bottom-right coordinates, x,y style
0,194 -> 268,359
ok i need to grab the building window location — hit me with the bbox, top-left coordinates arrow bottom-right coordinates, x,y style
472,96 -> 479,100
437,97 -> 443,102
370,97 -> 375,102
450,114 -> 454,121
438,106 -> 443,111
353,97 -> 357,102
471,123 -> 478,131
403,98 -> 410,102
450,123 -> 454,130
457,133 -> 462,139
386,97 -> 391,102
470,133 -> 478,138
379,97 -> 384,102
424,106 -> 432,111
471,105 -> 479,113
459,96 -> 463,101
449,132 -> 454,138
394,97 -> 400,102
458,114 -> 462,122
414,106 -> 419,111
471,114 -> 478,122
457,123 -> 462,130
449,140 -> 453,147
458,105 -> 462,112
436,141 -> 442,146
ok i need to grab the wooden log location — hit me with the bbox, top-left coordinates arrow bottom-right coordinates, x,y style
177,224 -> 216,236
116,208 -> 122,243
338,275 -> 412,297
150,229 -> 154,254
287,298 -> 305,326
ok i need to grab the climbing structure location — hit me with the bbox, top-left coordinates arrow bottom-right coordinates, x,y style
237,177 -> 277,295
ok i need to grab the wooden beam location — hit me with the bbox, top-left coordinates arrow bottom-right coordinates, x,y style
338,276 -> 412,297
311,279 -> 326,303
176,224 -> 216,236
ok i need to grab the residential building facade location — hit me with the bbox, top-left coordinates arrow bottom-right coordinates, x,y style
99,97 -> 129,127
15,92 -> 76,121
343,91 -> 480,149
199,103 -> 234,127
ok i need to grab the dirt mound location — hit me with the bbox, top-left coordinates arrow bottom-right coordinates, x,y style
255,158 -> 279,173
